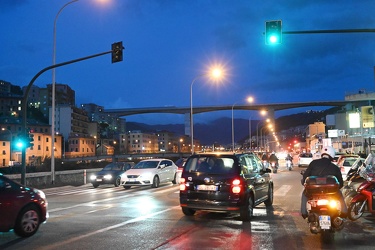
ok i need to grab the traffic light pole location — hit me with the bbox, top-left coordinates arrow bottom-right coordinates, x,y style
283,28 -> 375,35
21,46 -> 121,185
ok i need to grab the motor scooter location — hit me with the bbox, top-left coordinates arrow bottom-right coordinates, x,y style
347,165 -> 375,221
286,159 -> 292,171
342,160 -> 365,199
270,161 -> 278,173
301,171 -> 345,243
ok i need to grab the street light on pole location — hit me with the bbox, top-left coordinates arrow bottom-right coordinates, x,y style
51,0 -> 79,185
249,115 -> 252,150
232,96 -> 254,152
190,67 -> 224,153
256,111 -> 268,150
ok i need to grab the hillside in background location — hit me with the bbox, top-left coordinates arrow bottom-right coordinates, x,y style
126,107 -> 341,145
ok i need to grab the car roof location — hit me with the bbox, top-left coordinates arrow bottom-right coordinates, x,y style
140,158 -> 172,162
192,151 -> 257,156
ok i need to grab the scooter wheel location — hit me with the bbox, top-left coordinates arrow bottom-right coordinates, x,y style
348,201 -> 365,221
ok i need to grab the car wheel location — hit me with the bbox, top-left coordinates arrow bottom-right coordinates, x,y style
14,204 -> 41,237
151,176 -> 160,188
264,185 -> 274,206
92,183 -> 99,188
124,186 -> 131,190
240,194 -> 254,222
172,173 -> 177,184
114,177 -> 121,187
182,207 -> 196,216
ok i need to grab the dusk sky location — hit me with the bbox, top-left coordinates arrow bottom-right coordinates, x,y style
1,0 -> 374,125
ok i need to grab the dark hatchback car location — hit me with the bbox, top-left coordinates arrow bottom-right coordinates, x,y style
179,152 -> 273,221
0,173 -> 48,237
90,162 -> 135,188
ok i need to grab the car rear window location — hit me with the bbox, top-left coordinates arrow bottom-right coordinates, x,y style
184,156 -> 236,174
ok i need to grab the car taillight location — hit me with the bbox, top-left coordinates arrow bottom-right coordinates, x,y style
179,178 -> 186,191
231,179 -> 242,194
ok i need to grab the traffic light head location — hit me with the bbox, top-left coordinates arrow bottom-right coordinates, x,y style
111,42 -> 124,63
265,20 -> 282,45
28,133 -> 34,148
15,132 -> 34,150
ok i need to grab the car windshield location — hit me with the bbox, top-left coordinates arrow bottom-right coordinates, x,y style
300,153 -> 312,158
342,157 -> 359,167
134,161 -> 159,169
184,156 -> 236,174
102,163 -> 122,171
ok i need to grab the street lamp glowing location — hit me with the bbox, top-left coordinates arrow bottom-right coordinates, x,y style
212,68 -> 222,78
190,67 -> 225,153
247,96 -> 254,103
232,96 -> 254,152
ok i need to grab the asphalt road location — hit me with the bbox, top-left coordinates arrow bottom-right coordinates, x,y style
1,164 -> 375,250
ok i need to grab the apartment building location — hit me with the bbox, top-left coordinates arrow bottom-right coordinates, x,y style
66,135 -> 96,158
127,131 -> 159,153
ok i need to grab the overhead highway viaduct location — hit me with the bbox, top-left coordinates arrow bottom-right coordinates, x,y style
103,100 -> 357,136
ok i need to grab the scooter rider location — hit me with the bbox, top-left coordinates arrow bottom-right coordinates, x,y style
286,153 -> 293,162
261,152 -> 268,161
300,146 -> 348,219
269,151 -> 279,168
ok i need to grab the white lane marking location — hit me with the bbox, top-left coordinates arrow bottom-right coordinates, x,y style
48,193 -> 136,213
40,206 -> 180,250
274,185 -> 292,196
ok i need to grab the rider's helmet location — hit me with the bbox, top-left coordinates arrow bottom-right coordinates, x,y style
321,146 -> 335,160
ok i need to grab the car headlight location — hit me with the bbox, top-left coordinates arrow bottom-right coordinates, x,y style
104,174 -> 112,180
36,189 -> 46,199
90,175 -> 96,180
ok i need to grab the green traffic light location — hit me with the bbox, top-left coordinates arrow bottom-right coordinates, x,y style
265,20 -> 282,45
268,34 -> 279,44
16,140 -> 25,149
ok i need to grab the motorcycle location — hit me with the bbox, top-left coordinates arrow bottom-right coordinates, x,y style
302,172 -> 345,243
270,161 -> 278,173
286,159 -> 293,171
347,165 -> 375,221
342,159 -> 365,199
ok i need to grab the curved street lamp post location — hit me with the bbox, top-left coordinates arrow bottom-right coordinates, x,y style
190,68 -> 223,153
51,0 -> 79,184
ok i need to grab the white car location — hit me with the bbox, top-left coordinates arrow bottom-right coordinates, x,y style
298,153 -> 313,167
337,156 -> 362,180
120,159 -> 178,189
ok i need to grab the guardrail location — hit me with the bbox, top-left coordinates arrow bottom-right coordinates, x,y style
5,169 -> 101,189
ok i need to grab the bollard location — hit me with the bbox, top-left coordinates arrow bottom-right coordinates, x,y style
84,169 -> 86,185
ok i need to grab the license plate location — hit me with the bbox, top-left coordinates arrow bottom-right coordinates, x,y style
96,179 -> 102,182
319,215 -> 331,229
130,179 -> 136,182
196,185 -> 218,191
